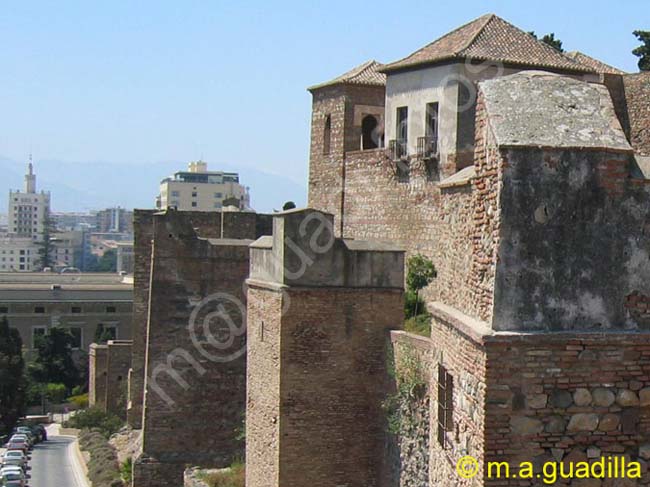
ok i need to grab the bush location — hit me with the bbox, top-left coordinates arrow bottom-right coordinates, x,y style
45,383 -> 67,403
63,407 -> 123,438
404,314 -> 432,336
79,429 -> 123,487
120,457 -> 132,483
202,462 -> 245,487
67,393 -> 89,409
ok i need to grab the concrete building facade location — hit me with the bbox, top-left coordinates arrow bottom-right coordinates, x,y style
157,161 -> 251,211
7,161 -> 51,242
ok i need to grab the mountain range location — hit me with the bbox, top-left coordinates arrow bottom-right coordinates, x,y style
0,157 -> 307,214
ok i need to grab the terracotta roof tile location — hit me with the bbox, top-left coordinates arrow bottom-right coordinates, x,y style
308,60 -> 386,91
381,14 -> 594,74
565,51 -> 626,75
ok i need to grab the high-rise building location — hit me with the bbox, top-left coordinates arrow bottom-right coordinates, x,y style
96,207 -> 133,234
1,159 -> 50,271
8,159 -> 51,241
156,161 -> 251,211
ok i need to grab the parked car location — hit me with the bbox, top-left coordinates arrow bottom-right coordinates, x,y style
3,440 -> 28,455
31,424 -> 47,442
0,467 -> 23,479
13,426 -> 39,444
7,437 -> 30,450
1,470 -> 25,487
1,451 -> 26,470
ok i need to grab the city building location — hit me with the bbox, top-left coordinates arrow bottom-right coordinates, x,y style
116,242 -> 134,274
51,212 -> 97,232
0,272 -> 133,353
0,235 -> 39,272
96,207 -> 133,234
156,161 -> 251,211
8,159 -> 51,241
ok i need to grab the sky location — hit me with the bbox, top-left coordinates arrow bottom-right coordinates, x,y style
0,0 -> 646,197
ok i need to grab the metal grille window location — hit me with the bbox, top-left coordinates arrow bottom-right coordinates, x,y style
437,364 -> 454,448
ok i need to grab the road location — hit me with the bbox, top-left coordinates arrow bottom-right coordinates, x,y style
28,434 -> 89,487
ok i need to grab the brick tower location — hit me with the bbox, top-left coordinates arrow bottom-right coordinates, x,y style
246,208 -> 404,487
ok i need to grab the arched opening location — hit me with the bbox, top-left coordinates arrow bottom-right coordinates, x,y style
323,115 -> 331,155
361,115 -> 379,150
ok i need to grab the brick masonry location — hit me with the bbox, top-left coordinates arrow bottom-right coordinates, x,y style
246,209 -> 405,487
89,343 -> 108,410
623,73 -> 650,157
132,210 -> 271,487
105,340 -> 132,418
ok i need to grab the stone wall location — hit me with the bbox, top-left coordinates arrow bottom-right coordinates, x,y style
105,340 -> 132,418
484,331 -> 650,486
128,210 -> 155,428
133,209 -> 271,487
390,331 -> 433,487
89,343 -> 108,410
246,208 -> 404,487
428,304 -> 488,486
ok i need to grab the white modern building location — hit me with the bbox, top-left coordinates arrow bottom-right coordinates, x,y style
0,236 -> 38,272
156,161 -> 251,211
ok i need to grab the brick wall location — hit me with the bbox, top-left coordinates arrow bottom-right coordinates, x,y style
623,73 -> 650,156
134,211 -> 253,487
105,340 -> 132,418
390,331 -> 434,487
485,332 -> 650,486
89,343 -> 108,409
128,210 -> 155,428
428,305 -> 488,486
246,283 -> 403,487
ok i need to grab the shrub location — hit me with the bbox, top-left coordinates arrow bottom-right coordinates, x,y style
63,407 -> 123,437
404,314 -> 431,336
404,290 -> 426,318
68,393 -> 89,409
79,429 -> 123,487
120,457 -> 132,483
202,461 -> 245,487
45,383 -> 67,403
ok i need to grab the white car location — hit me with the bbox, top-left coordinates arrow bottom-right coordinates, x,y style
0,466 -> 23,477
1,450 -> 26,469
8,435 -> 31,448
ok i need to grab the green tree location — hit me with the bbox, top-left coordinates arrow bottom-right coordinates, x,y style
94,323 -> 115,344
0,317 -> 26,433
633,30 -> 650,71
87,250 -> 117,272
282,201 -> 297,211
29,327 -> 80,391
529,31 -> 564,52
35,209 -> 57,270
405,254 -> 437,317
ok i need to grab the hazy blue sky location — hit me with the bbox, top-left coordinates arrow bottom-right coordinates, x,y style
0,0 -> 646,186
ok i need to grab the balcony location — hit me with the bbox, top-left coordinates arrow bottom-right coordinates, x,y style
417,136 -> 438,160
388,139 -> 408,161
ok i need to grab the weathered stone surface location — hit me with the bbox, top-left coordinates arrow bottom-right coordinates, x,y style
598,413 -> 620,432
510,416 -> 544,436
550,389 -> 573,408
639,444 -> 650,461
545,415 -> 567,434
592,388 -> 616,407
527,393 -> 547,409
616,389 -> 639,407
639,387 -> 650,406
621,408 -> 640,434
573,388 -> 592,407
587,446 -> 601,459
567,413 -> 599,432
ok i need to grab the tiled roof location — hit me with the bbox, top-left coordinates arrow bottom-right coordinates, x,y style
381,14 -> 594,74
308,60 -> 386,91
565,51 -> 626,75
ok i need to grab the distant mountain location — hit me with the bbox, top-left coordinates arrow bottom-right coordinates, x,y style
0,157 -> 307,213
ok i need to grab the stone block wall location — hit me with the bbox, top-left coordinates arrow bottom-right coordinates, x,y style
128,210 -> 156,428
105,340 -> 132,418
484,331 -> 650,486
389,331 -> 434,487
89,343 -> 108,410
246,208 -> 404,487
133,209 -> 269,487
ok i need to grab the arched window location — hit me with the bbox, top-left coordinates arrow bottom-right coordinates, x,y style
323,115 -> 331,155
361,115 -> 379,150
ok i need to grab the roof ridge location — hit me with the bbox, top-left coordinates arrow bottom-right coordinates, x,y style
460,13 -> 496,54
